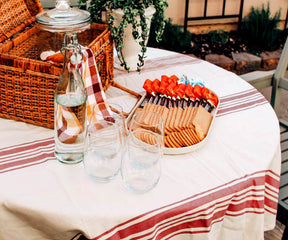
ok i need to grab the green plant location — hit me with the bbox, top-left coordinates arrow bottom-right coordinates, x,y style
148,18 -> 192,53
208,29 -> 229,46
79,0 -> 168,71
241,3 -> 282,51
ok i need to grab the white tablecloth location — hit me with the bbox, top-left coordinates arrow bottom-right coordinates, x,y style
0,48 -> 281,240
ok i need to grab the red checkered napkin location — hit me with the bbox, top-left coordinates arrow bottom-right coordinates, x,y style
55,47 -> 113,143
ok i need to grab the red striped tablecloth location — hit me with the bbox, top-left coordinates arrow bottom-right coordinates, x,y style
0,48 -> 281,240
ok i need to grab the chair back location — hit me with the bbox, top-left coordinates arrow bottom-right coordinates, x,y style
271,36 -> 288,112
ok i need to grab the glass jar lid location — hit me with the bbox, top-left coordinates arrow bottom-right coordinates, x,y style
36,0 -> 90,32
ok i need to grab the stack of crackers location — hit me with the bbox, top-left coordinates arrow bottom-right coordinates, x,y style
132,75 -> 219,149
137,102 -> 213,148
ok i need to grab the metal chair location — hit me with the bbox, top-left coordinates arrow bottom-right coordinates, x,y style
241,36 -> 288,240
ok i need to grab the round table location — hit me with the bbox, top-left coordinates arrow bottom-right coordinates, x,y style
0,48 -> 281,240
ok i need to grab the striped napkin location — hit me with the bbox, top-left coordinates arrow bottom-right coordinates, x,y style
55,47 -> 113,143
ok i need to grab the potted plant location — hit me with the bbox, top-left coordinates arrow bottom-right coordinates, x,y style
79,0 -> 168,72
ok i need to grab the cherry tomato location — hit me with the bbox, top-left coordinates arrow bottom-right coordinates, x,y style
152,79 -> 160,93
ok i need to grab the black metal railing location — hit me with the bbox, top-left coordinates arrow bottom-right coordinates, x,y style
184,0 -> 245,32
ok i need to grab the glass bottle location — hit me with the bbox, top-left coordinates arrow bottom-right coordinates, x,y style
54,32 -> 87,164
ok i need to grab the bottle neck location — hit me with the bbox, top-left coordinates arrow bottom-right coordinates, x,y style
64,32 -> 79,48
62,32 -> 82,70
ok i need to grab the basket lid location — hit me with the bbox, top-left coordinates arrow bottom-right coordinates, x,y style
0,0 -> 43,43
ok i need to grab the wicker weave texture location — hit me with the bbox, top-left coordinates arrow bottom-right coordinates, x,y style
0,0 -> 113,128
0,0 -> 40,43
0,65 -> 58,128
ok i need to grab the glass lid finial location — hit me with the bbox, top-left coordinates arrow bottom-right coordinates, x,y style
36,0 -> 91,32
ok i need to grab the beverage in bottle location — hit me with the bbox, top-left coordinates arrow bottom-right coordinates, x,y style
54,32 -> 87,164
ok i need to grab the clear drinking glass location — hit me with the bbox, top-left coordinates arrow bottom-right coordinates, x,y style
129,110 -> 164,147
121,129 -> 162,194
84,120 -> 122,182
93,102 -> 127,139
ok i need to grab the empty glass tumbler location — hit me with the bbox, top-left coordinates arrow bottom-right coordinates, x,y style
128,110 -> 164,148
84,119 -> 122,182
121,129 -> 162,193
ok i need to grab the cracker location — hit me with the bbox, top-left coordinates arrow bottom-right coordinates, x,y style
181,130 -> 194,146
165,108 -> 174,132
161,107 -> 169,126
187,128 -> 200,143
168,135 -> 181,148
183,107 -> 192,129
192,105 -> 213,140
179,107 -> 189,130
171,131 -> 184,147
167,107 -> 176,132
174,107 -> 184,131
164,136 -> 172,148
185,128 -> 196,144
179,130 -> 194,146
166,135 -> 178,148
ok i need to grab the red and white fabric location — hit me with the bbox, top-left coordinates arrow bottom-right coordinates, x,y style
56,47 -> 113,143
0,48 -> 281,240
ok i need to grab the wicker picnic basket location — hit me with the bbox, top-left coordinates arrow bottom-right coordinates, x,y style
0,0 -> 114,129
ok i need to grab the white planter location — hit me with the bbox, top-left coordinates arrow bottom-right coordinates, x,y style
113,6 -> 156,71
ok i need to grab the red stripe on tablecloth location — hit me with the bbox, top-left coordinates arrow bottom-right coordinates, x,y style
264,196 -> 278,211
220,89 -> 259,103
218,91 -> 264,109
0,156 -> 55,174
217,98 -> 267,115
128,190 -> 266,240
265,207 -> 278,215
141,209 -> 228,240
136,201 -> 265,240
0,88 -> 268,173
266,169 -> 280,179
92,170 -> 279,240
164,218 -> 226,239
227,199 -> 264,212
265,186 -> 279,197
0,138 -> 55,173
115,54 -> 202,76
0,143 -> 54,164
0,137 -> 53,157
163,218 -> 224,239
134,197 -> 233,240
1,152 -> 54,170
216,99 -> 268,117
265,173 -> 280,188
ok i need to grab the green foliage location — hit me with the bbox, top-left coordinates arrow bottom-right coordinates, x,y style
148,18 -> 192,53
241,3 -> 282,51
79,0 -> 168,71
208,30 -> 229,46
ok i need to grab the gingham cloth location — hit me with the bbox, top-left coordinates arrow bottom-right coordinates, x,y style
56,48 -> 112,143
